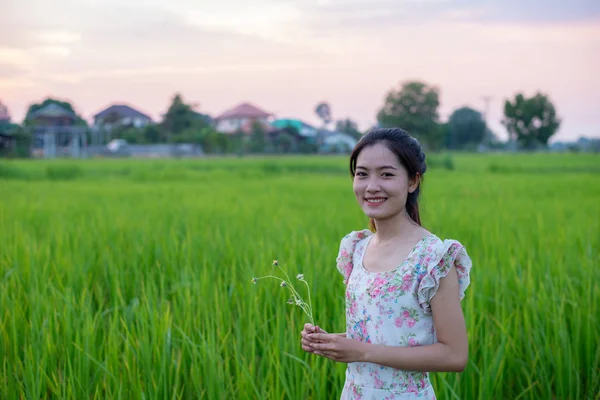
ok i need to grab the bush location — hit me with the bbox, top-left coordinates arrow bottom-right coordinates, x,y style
46,165 -> 83,181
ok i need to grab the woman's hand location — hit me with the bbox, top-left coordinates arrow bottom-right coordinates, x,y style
300,323 -> 328,353
305,332 -> 368,363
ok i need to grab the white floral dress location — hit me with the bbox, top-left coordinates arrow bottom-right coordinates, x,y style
335,229 -> 472,400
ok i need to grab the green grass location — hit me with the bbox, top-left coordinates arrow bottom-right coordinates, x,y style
0,153 -> 598,399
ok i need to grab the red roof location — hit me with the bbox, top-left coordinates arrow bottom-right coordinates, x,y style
215,102 -> 271,120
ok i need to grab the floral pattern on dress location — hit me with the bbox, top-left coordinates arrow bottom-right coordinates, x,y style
335,230 -> 473,400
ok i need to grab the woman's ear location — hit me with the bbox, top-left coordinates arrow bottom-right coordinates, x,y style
408,173 -> 420,193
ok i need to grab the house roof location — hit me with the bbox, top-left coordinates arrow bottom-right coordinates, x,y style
93,104 -> 152,120
271,118 -> 314,130
271,118 -> 318,137
215,102 -> 271,120
29,103 -> 76,119
0,101 -> 10,121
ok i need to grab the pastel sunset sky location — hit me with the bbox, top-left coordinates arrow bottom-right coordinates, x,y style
1,0 -> 599,141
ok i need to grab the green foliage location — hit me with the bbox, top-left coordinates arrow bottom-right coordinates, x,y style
426,153 -> 455,171
0,125 -> 32,158
24,98 -> 88,126
0,120 -> 17,135
315,102 -> 332,127
297,140 -> 318,154
46,165 -> 83,180
502,92 -> 561,150
142,123 -> 164,143
335,118 -> 362,141
161,94 -> 209,141
114,127 -> 146,144
481,128 -> 504,150
0,154 -> 467,182
249,121 -> 267,153
447,107 -> 487,150
376,81 -> 443,151
274,131 -> 297,153
0,155 -> 598,399
201,127 -> 232,154
0,162 -> 30,179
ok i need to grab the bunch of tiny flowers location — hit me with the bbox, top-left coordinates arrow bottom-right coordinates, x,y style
251,260 -> 315,326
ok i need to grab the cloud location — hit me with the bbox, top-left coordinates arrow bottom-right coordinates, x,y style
33,30 -> 83,45
1,2 -> 329,85
0,63 -> 29,78
470,0 -> 600,24
293,0 -> 600,30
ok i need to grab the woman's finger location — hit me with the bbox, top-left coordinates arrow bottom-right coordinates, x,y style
311,342 -> 332,351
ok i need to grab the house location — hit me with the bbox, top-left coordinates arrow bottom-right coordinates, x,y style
91,104 -> 152,146
318,131 -> 358,154
93,104 -> 152,129
27,103 -> 87,158
270,118 -> 319,140
214,102 -> 273,134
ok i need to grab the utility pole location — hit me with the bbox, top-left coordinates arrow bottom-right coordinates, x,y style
482,95 -> 492,124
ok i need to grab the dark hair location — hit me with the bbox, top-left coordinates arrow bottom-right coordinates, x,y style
349,128 -> 427,229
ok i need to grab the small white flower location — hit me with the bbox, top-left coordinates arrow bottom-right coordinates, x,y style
296,274 -> 304,280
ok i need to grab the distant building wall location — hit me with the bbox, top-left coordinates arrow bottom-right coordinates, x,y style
87,143 -> 204,158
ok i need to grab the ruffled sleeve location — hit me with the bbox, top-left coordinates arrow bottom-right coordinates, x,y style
417,239 -> 472,314
335,229 -> 373,285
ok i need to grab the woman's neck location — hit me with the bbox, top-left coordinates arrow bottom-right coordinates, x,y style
372,210 -> 419,244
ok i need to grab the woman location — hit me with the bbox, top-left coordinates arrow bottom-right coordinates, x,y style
300,128 -> 473,399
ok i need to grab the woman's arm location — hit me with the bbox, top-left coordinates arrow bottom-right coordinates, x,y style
308,266 -> 468,372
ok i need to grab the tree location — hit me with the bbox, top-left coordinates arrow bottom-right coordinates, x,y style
447,107 -> 487,150
502,92 -> 561,150
0,120 -> 17,135
115,127 -> 145,144
24,98 -> 87,126
249,121 -> 267,153
274,131 -> 296,153
142,124 -> 164,143
315,102 -> 332,128
1,125 -> 32,158
376,80 -> 442,151
161,93 -> 208,142
481,128 -> 503,150
335,118 -> 362,140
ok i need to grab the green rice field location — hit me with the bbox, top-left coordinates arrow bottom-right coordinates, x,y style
0,153 -> 598,399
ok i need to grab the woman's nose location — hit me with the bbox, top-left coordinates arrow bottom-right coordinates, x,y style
366,178 -> 381,192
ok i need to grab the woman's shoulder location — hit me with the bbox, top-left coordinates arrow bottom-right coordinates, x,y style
340,229 -> 373,246
335,229 -> 373,284
416,232 -> 473,313
420,232 -> 470,260
337,229 -> 373,260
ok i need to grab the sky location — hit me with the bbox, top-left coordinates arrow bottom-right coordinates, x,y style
1,0 -> 599,142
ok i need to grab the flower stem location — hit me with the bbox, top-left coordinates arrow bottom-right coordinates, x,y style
301,279 -> 315,325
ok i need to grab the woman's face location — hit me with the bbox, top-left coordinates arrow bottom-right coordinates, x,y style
352,142 -> 418,221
